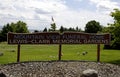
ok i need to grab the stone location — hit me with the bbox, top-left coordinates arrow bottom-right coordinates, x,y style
0,72 -> 6,77
82,51 -> 88,55
81,69 -> 98,77
10,50 -> 15,52
0,52 -> 3,56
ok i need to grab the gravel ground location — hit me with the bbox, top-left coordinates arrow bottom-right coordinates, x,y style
0,61 -> 120,77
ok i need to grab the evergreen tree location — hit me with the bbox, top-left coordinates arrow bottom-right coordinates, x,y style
43,27 -> 47,32
50,17 -> 56,31
60,26 -> 64,33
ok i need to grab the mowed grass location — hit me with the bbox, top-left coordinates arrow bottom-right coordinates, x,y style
0,42 -> 120,64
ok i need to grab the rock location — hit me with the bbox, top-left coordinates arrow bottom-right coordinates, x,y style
0,52 -> 3,56
10,50 -> 15,52
81,69 -> 98,77
0,72 -> 6,77
82,51 -> 88,55
0,62 -> 120,77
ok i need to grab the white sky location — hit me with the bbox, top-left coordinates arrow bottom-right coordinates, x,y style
0,0 -> 120,30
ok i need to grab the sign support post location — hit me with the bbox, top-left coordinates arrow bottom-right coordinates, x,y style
58,43 -> 62,61
17,44 -> 21,62
97,44 -> 100,62
58,34 -> 62,61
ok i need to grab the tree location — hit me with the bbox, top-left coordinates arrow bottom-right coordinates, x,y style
111,9 -> 120,23
43,27 -> 47,32
112,24 -> 120,49
110,9 -> 120,49
85,20 -> 102,33
60,26 -> 64,33
50,23 -> 56,31
76,26 -> 79,32
10,22 -> 16,32
68,27 -> 75,31
0,30 -> 1,41
34,30 -> 39,33
0,21 -> 29,41
59,26 -> 82,33
0,23 -> 13,41
75,26 -> 82,32
103,9 -> 120,49
50,17 -> 56,31
102,26 -> 114,49
15,21 -> 29,33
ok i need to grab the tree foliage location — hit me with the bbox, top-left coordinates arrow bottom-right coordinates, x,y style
15,21 -> 29,33
85,20 -> 102,33
0,23 -> 13,41
0,21 -> 29,41
103,9 -> 120,49
34,30 -> 39,33
50,23 -> 56,31
110,9 -> 120,49
43,27 -> 47,32
111,9 -> 120,23
60,26 -> 64,33
59,26 -> 82,33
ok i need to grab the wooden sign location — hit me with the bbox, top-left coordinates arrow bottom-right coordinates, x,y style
7,32 -> 60,44
7,32 -> 111,62
62,32 -> 110,45
8,32 -> 110,45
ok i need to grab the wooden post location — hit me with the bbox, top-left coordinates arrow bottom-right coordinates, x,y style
58,35 -> 62,61
17,44 -> 21,62
97,44 -> 100,62
58,44 -> 62,61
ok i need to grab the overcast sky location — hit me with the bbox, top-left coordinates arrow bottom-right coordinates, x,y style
0,0 -> 120,30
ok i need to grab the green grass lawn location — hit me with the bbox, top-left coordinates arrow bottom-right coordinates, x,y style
0,42 -> 120,65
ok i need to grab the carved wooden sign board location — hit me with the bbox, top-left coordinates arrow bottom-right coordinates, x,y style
8,32 -> 110,45
7,32 -> 111,62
